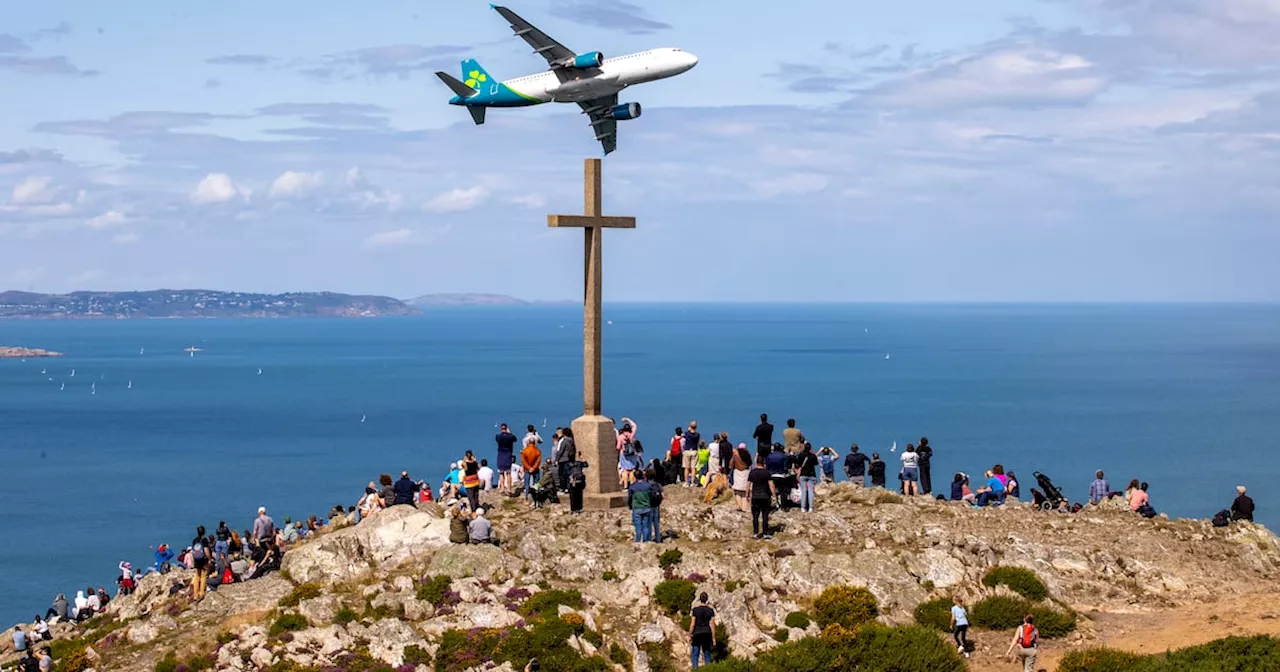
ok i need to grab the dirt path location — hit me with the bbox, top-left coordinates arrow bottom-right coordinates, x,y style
955,592 -> 1280,671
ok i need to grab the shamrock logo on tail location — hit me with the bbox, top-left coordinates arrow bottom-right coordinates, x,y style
464,70 -> 488,90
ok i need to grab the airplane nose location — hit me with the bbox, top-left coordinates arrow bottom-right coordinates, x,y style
684,52 -> 699,69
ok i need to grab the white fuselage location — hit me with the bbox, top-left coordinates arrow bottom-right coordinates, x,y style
503,47 -> 698,103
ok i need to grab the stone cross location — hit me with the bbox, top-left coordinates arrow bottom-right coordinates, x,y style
547,158 -> 635,508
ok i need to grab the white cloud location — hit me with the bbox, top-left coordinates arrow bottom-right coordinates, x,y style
269,170 -> 323,198
511,193 -> 548,208
190,172 -> 249,204
86,210 -> 127,228
870,47 -> 1108,108
112,232 -> 139,244
363,228 -> 417,248
424,186 -> 486,212
11,176 -> 55,204
751,173 -> 830,198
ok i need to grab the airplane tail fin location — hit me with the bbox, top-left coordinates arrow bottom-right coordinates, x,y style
467,106 -> 486,125
460,58 -> 497,93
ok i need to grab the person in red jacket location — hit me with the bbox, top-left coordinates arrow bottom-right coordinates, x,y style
521,439 -> 542,501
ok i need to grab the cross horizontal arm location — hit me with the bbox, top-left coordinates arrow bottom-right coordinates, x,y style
547,215 -> 636,229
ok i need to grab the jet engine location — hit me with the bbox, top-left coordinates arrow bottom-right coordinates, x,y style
569,52 -> 604,68
611,102 -> 642,120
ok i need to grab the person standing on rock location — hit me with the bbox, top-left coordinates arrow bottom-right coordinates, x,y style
753,413 -> 774,457
568,460 -> 586,513
917,437 -> 934,495
868,452 -> 886,488
689,592 -> 717,668
730,443 -> 752,513
252,507 -> 275,545
682,421 -> 701,487
462,451 -> 482,511
748,454 -> 776,539
899,444 -> 920,496
215,520 -> 232,571
190,525 -> 211,600
949,595 -> 970,658
521,438 -> 542,502
795,442 -> 820,513
783,418 -> 805,454
648,467 -> 665,543
817,445 -> 839,483
495,424 -> 518,495
554,428 -> 576,493
843,444 -> 871,486
1006,614 -> 1038,672
627,468 -> 656,542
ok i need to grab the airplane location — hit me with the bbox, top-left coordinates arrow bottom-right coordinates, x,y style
434,4 -> 698,155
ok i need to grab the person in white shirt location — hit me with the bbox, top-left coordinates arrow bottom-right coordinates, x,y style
899,443 -> 920,496
478,459 -> 495,490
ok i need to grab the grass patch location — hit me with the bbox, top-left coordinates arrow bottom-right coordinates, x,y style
277,582 -> 323,608
519,589 -> 584,619
268,613 -> 310,637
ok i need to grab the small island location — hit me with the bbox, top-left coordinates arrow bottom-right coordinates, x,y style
0,346 -> 63,358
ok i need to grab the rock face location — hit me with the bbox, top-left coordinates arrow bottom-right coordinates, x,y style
0,346 -> 62,358
281,504 -> 451,583
12,483 -> 1280,672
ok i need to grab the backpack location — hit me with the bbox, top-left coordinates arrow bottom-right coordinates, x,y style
623,439 -> 637,457
192,541 -> 206,562
1212,510 -> 1231,527
570,466 -> 586,488
1018,624 -> 1037,648
670,437 -> 682,457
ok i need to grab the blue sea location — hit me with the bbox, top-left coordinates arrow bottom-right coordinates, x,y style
1,304 -> 1278,626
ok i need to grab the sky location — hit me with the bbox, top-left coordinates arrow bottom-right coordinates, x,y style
2,0 -> 1279,302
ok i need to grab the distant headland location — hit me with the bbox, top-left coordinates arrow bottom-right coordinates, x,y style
0,346 -> 63,359
0,290 -> 420,319
405,293 -> 556,307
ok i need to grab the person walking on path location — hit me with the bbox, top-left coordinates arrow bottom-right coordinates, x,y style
794,442 -> 820,513
495,424 -> 518,494
252,507 -> 275,545
917,437 -> 934,495
689,592 -> 717,669
1006,614 -> 1039,672
747,454 -> 776,539
949,595 -> 970,658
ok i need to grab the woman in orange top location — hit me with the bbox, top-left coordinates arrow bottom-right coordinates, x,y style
521,439 -> 542,501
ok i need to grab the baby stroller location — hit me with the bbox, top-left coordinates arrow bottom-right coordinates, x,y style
1030,471 -> 1067,511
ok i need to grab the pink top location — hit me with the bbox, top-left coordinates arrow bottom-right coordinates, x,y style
1129,489 -> 1149,511
615,420 -> 637,452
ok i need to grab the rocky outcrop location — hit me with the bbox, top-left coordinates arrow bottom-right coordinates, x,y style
13,484 -> 1279,672
0,346 -> 62,358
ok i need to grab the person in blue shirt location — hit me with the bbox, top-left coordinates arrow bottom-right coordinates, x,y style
975,470 -> 1006,507
949,596 -> 970,657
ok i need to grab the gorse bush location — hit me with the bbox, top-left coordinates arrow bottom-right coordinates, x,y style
784,611 -> 811,629
435,617 -> 611,672
519,588 -> 584,619
277,582 -> 323,608
1058,635 -> 1280,672
653,579 -> 698,617
981,566 -> 1049,601
812,585 -> 879,629
911,597 -> 955,632
698,624 -> 965,672
658,548 -> 684,569
1029,604 -> 1078,638
970,595 -> 1030,630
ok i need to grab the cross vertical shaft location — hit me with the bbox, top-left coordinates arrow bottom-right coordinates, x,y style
583,158 -> 603,416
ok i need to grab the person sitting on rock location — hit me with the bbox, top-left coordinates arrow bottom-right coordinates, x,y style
44,594 -> 67,623
974,470 -> 1006,507
468,507 -> 496,545
1231,485 -> 1255,522
449,504 -> 472,544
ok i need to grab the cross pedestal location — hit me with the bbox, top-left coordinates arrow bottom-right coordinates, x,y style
549,158 -> 635,509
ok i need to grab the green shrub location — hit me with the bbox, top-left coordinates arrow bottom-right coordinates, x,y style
640,641 -> 677,672
601,570 -> 619,582
215,630 -> 236,645
268,613 -> 310,637
435,618 -> 611,672
1058,635 -> 1280,672
1030,604 -> 1078,638
773,628 -> 790,642
154,653 -> 178,672
581,629 -> 604,647
911,597 -> 955,632
653,579 -> 698,617
608,641 -> 632,670
724,580 -> 744,593
699,624 -> 964,672
278,582 -> 323,608
784,611 -> 811,629
519,588 -> 584,619
981,566 -> 1049,601
812,585 -> 879,629
333,607 -> 357,624
403,644 -> 433,666
416,574 -> 454,606
184,654 -> 214,672
970,595 -> 1031,631
658,548 -> 684,569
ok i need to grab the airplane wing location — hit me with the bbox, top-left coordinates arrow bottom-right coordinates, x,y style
578,94 -> 619,155
491,5 -> 598,82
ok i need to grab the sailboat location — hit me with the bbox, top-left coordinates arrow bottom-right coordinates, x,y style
890,441 -> 897,453
139,347 -> 145,355
59,382 -> 65,391
90,382 -> 96,396
40,368 -> 46,375
127,380 -> 133,389
360,414 -> 367,423
885,353 -> 891,360
257,368 -> 262,376
70,368 -> 76,377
